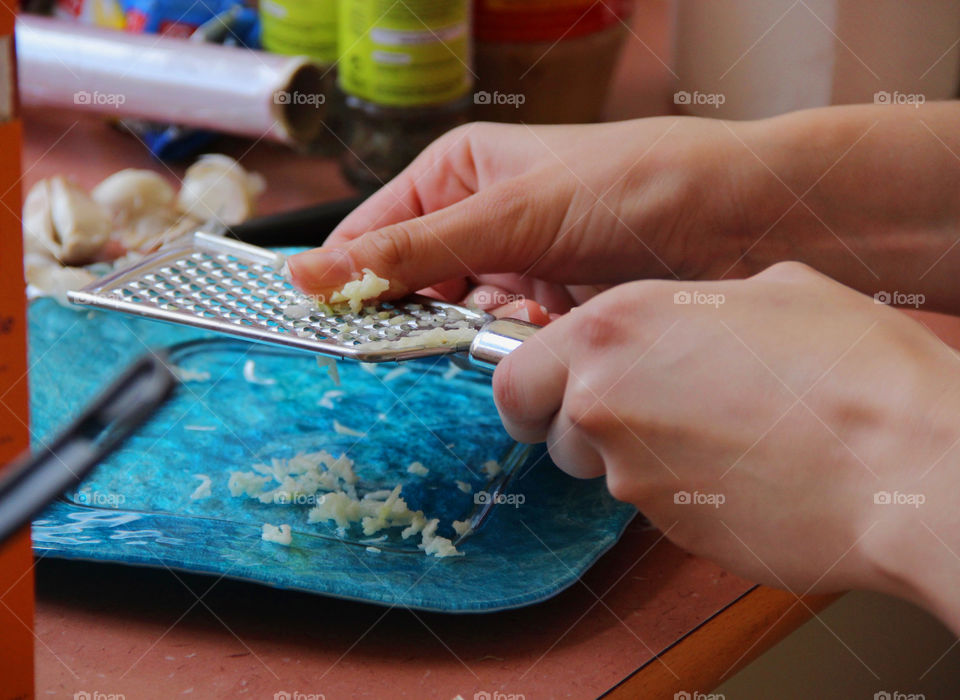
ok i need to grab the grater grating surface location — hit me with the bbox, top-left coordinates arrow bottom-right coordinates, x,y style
66,232 -> 493,363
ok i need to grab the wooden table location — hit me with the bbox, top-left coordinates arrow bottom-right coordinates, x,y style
20,2 -> 861,697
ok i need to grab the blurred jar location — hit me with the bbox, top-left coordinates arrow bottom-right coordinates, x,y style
260,0 -> 339,150
338,0 -> 472,192
674,0 -> 960,119
473,0 -> 634,123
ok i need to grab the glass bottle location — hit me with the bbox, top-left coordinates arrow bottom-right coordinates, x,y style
337,0 -> 473,192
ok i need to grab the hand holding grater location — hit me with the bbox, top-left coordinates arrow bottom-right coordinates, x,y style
67,232 -> 539,372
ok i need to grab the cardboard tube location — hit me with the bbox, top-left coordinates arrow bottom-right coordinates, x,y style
16,15 -> 327,145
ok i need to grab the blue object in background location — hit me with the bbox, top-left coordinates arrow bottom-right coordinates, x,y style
116,0 -> 261,161
120,0 -> 259,43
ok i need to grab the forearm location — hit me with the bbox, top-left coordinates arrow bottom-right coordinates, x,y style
726,102 -> 960,313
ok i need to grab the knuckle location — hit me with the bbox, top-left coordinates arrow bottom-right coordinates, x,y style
563,380 -> 611,434
426,121 -> 487,161
753,260 -> 819,283
604,460 -> 661,505
577,306 -> 626,351
605,469 -> 643,504
364,222 -> 418,272
483,176 -> 537,223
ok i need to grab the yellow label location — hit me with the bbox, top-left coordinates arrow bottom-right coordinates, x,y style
261,0 -> 338,66
339,0 -> 471,107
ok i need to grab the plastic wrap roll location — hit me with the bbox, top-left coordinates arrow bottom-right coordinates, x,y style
16,15 -> 327,146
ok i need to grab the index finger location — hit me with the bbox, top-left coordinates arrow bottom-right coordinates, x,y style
326,126 -> 482,247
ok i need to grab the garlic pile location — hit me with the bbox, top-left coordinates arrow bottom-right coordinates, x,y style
229,450 -> 468,558
22,154 -> 264,302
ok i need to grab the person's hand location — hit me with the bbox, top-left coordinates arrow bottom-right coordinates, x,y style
287,118 -> 758,322
495,261 -> 960,631
289,103 -> 960,317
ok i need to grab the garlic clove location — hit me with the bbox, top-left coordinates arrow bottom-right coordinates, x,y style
24,257 -> 97,305
92,169 -> 176,226
48,176 -> 111,265
175,154 -> 264,225
22,179 -> 58,259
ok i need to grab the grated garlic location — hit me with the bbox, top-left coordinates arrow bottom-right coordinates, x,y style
261,523 -> 292,546
407,461 -> 429,477
333,420 -> 365,437
230,450 -> 463,558
243,360 -> 276,386
190,474 -> 213,500
329,268 -> 390,314
483,460 -> 502,478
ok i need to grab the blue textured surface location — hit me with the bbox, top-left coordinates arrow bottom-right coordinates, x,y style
28,296 -> 636,612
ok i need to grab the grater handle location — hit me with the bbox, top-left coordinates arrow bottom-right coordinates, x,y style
468,318 -> 541,373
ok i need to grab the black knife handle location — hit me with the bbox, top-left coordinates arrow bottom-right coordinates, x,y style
0,353 -> 176,546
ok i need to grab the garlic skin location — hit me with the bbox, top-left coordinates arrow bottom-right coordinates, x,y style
23,176 -> 111,266
22,179 -> 57,258
176,154 -> 266,225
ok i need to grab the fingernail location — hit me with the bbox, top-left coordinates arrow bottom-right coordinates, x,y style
287,248 -> 356,292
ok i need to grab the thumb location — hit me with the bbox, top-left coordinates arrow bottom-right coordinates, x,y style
286,177 -> 565,299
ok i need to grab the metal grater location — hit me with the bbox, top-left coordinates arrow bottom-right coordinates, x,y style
66,232 -> 538,370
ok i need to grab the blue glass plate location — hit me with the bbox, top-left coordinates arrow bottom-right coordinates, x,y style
28,297 -> 636,612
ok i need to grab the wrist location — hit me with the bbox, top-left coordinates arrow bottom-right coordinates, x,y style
860,513 -> 960,635
724,103 -> 960,311
857,379 -> 960,635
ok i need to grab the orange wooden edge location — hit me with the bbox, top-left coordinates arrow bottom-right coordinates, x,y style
602,585 -> 841,698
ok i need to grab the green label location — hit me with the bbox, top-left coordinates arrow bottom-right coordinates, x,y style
260,0 -> 338,66
339,0 -> 472,107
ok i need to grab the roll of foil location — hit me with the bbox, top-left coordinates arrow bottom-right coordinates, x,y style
16,15 -> 327,146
